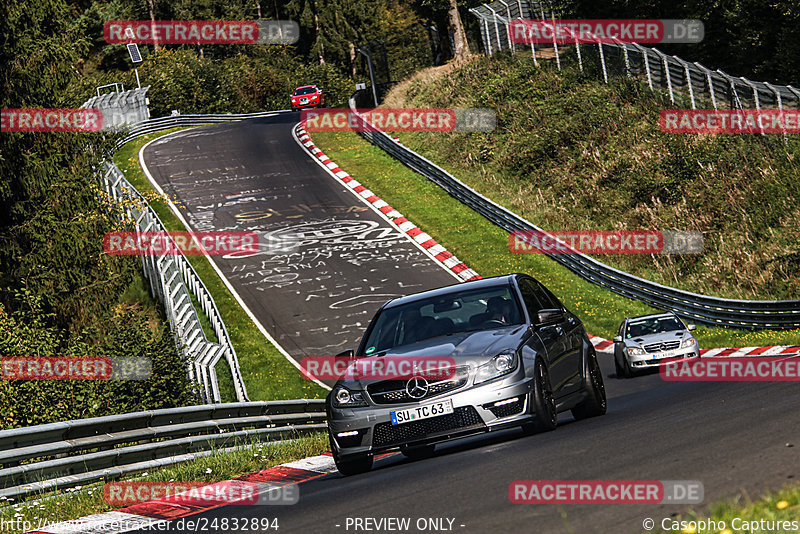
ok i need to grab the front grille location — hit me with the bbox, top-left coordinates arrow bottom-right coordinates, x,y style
644,340 -> 680,353
367,366 -> 469,405
372,406 -> 484,447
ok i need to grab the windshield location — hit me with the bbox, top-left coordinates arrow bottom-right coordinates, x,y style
294,87 -> 317,95
360,285 -> 524,355
626,316 -> 685,338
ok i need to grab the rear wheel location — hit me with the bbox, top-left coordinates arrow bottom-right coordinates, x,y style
400,443 -> 435,461
522,358 -> 557,434
572,350 -> 607,420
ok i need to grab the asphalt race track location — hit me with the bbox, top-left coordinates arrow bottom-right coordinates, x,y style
138,115 -> 799,534
140,113 -> 459,362
128,360 -> 799,533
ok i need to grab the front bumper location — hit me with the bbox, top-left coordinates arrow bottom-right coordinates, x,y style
328,373 -> 533,456
628,347 -> 701,368
291,98 -> 320,109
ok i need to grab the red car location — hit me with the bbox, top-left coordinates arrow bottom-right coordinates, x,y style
291,85 -> 325,111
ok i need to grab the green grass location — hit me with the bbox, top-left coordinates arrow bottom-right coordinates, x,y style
0,433 -> 327,533
113,129 -> 325,402
310,131 -> 800,348
660,482 -> 799,533
385,54 -> 800,302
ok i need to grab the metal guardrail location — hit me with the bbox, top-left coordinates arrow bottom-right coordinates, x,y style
99,110 -> 290,402
117,111 -> 290,147
0,400 -> 326,500
347,92 -> 800,329
100,162 -> 249,403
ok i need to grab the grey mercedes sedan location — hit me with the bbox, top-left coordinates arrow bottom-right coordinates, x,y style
326,274 -> 606,475
613,312 -> 700,378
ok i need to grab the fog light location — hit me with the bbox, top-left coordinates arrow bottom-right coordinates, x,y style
337,430 -> 359,438
493,398 -> 518,407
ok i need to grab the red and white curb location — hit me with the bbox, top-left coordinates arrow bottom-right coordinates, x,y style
25,455 -> 341,534
589,334 -> 799,358
295,122 -> 799,362
294,122 -> 480,282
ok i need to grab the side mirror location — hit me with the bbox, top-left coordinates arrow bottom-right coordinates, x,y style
613,336 -> 623,343
537,308 -> 564,325
336,349 -> 354,358
687,324 -> 696,331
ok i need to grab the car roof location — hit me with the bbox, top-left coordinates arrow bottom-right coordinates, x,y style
383,274 -> 519,309
295,85 -> 317,89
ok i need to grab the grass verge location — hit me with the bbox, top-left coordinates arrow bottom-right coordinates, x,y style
310,131 -> 800,347
0,433 -> 327,533
113,128 -> 325,402
384,55 -> 800,301
660,482 -> 799,533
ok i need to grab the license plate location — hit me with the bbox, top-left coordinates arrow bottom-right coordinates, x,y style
655,350 -> 676,359
390,399 -> 454,425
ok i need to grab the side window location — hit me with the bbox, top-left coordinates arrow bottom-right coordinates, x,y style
618,322 -> 626,337
518,280 -> 544,320
535,283 -> 561,310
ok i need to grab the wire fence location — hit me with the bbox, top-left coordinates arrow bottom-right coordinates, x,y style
469,0 -> 800,142
99,161 -> 248,403
94,111 -> 289,402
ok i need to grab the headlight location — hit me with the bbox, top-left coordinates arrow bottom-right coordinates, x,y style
475,350 -> 518,385
626,346 -> 646,356
332,387 -> 367,408
681,338 -> 696,348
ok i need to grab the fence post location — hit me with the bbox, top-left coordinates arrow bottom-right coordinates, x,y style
642,47 -> 654,90
486,5 -> 503,52
519,0 -> 536,64
622,43 -> 631,77
549,10 -> 560,70
653,49 -> 674,103
717,70 -> 743,110
498,0 -> 514,54
740,77 -> 765,136
598,42 -> 607,83
678,59 -> 696,109
694,62 -> 718,109
764,82 -> 788,145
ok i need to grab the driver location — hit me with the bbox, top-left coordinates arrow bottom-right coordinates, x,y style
486,297 -> 512,323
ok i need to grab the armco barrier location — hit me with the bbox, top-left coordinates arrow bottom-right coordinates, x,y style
0,400 -> 325,500
347,91 -> 800,330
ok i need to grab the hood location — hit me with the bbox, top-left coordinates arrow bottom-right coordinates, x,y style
627,330 -> 688,346
339,325 -> 528,388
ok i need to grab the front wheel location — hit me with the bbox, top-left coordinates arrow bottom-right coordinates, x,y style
329,432 -> 373,476
572,350 -> 607,420
522,358 -> 557,434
